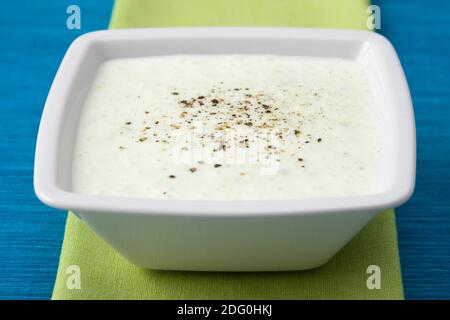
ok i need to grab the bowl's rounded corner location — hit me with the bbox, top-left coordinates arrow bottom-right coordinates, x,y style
388,176 -> 416,210
33,177 -> 54,208
66,29 -> 110,52
365,30 -> 391,43
365,31 -> 399,57
33,172 -> 67,212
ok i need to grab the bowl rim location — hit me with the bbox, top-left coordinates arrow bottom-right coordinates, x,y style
33,27 -> 416,217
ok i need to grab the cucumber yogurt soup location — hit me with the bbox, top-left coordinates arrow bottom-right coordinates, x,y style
72,55 -> 383,200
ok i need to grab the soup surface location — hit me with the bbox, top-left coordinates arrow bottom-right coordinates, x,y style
72,55 -> 383,200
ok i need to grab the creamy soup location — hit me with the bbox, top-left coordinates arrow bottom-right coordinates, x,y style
72,55 -> 383,200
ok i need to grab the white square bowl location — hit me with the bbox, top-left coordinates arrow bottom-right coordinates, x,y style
34,28 -> 415,271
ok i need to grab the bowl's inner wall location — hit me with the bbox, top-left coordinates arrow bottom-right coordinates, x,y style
56,37 -> 395,193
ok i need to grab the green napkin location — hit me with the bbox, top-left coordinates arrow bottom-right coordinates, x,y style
110,0 -> 369,29
52,0 -> 404,300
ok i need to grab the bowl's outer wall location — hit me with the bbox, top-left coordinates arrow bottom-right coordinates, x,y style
77,210 -> 377,271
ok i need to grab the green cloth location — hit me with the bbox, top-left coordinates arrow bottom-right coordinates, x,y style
110,0 -> 369,29
52,0 -> 404,300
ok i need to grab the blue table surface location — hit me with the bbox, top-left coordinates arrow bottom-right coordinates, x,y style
0,0 -> 448,300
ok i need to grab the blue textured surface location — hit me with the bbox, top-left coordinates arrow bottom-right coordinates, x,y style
0,0 -> 113,299
374,0 -> 450,299
0,0 -> 449,299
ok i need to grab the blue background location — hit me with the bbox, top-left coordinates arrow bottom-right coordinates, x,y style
0,0 -> 448,299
